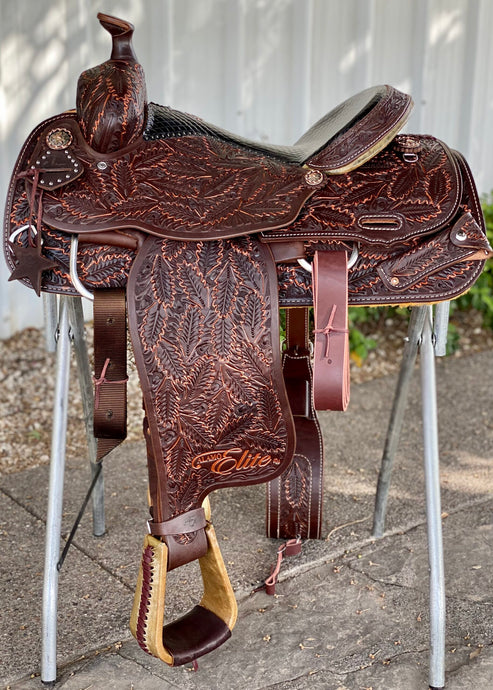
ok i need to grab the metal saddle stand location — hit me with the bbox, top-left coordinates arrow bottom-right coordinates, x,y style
41,293 -> 450,690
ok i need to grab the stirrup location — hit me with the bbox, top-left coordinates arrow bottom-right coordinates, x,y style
129,497 -> 238,666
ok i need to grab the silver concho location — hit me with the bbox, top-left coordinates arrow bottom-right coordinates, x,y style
46,128 -> 73,150
304,169 -> 325,186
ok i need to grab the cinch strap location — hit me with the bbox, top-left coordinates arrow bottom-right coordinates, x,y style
93,288 -> 128,460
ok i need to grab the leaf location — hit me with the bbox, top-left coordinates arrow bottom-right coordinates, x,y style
257,388 -> 282,430
390,164 -> 422,200
314,205 -> 353,228
179,265 -> 208,308
243,294 -> 264,342
166,436 -> 190,481
232,252 -> 263,289
154,338 -> 184,380
186,361 -> 216,397
198,241 -> 222,277
178,307 -> 202,361
244,429 -> 287,453
213,264 -> 238,317
156,378 -> 179,423
141,303 -> 165,349
344,180 -> 388,206
112,160 -> 136,199
207,389 -> 232,433
216,411 -> 255,445
427,168 -> 450,204
285,459 -> 308,508
151,254 -> 174,306
220,365 -> 250,403
212,317 -> 234,358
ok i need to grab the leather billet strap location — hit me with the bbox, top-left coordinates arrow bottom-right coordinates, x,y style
93,289 -> 128,460
312,251 -> 350,411
266,308 -> 324,540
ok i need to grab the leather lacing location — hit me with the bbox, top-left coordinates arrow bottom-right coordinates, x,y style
92,357 -> 129,410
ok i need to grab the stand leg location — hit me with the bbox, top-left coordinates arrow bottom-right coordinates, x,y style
372,307 -> 427,537
67,297 -> 105,537
420,306 -> 445,689
41,297 -> 72,685
433,301 -> 450,358
42,293 -> 58,353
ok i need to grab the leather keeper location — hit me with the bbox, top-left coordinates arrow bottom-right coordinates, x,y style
267,240 -> 306,262
148,507 -> 207,536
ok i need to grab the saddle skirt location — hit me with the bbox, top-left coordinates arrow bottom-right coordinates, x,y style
3,11 -> 491,670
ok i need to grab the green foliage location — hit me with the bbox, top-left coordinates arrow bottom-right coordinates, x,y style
348,305 -> 408,363
444,321 -> 460,356
451,193 -> 493,328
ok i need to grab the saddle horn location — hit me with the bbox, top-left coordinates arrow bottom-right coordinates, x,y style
76,13 -> 147,153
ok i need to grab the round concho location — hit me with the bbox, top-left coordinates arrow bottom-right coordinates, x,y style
304,169 -> 325,186
46,128 -> 73,150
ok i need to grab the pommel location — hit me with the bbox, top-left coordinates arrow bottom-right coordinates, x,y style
76,13 -> 146,153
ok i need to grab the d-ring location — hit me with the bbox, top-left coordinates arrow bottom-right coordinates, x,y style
70,235 -> 94,301
298,244 -> 359,274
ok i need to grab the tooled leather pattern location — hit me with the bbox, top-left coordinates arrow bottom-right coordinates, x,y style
277,147 -> 488,305
307,87 -> 411,168
76,60 -> 146,153
265,135 -> 460,245
281,453 -> 314,534
5,124 -> 487,303
128,236 -> 294,519
35,117 -> 315,239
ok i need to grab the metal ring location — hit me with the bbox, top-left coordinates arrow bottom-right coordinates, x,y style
70,235 -> 94,301
8,223 -> 38,243
297,244 -> 359,274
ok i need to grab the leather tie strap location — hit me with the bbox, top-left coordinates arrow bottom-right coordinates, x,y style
93,289 -> 128,460
265,538 -> 302,595
312,251 -> 350,411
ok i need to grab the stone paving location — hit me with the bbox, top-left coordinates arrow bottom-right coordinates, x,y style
1,350 -> 492,689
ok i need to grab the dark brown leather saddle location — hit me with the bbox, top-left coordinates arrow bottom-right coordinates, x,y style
4,13 -> 491,667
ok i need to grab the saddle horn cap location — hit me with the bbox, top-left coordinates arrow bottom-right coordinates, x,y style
97,12 -> 137,62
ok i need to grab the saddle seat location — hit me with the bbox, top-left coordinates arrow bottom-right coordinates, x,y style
144,84 -> 413,174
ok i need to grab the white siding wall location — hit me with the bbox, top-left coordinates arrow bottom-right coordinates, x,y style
1,0 -> 492,337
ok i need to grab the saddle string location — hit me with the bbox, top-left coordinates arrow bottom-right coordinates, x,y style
264,537 -> 302,596
15,168 -> 45,248
93,357 -> 129,410
313,304 -> 349,360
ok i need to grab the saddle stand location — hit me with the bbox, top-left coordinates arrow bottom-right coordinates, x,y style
3,13 -> 491,689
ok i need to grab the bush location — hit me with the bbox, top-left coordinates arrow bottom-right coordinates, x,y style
451,193 -> 493,328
